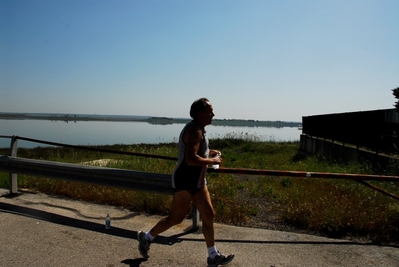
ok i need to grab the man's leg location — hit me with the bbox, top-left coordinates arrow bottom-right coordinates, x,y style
192,186 -> 215,247
192,186 -> 235,266
138,190 -> 192,258
149,190 -> 192,237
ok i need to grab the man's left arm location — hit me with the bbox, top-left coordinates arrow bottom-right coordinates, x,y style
209,149 -> 221,157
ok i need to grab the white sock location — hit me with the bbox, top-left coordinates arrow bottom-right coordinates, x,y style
207,246 -> 218,259
145,231 -> 155,241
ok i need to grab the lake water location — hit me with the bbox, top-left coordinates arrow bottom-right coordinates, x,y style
0,120 -> 302,148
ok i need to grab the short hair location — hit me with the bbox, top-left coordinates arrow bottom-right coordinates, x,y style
190,97 -> 210,120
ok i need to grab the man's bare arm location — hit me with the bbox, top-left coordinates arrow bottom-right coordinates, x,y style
183,125 -> 222,166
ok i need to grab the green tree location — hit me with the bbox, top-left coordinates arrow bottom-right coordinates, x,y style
392,87 -> 399,111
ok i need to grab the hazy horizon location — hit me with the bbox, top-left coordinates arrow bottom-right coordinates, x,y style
0,111 -> 305,123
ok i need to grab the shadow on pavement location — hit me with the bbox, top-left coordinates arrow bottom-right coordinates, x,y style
1,201 -> 393,249
0,201 -> 191,245
120,258 -> 148,267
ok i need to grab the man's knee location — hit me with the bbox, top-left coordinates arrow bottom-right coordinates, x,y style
200,208 -> 215,222
168,214 -> 186,225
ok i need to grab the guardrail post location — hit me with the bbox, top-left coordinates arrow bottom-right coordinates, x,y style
192,204 -> 199,231
9,135 -> 18,194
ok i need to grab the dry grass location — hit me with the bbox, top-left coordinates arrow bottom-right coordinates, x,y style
1,137 -> 399,243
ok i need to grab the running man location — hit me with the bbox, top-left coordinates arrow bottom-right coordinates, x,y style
137,97 -> 234,267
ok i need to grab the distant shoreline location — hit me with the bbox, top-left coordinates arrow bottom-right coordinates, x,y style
0,112 -> 302,128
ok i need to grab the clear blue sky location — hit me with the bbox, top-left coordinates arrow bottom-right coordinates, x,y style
1,0 -> 398,122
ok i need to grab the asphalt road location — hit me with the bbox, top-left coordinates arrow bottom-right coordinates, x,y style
1,188 -> 398,267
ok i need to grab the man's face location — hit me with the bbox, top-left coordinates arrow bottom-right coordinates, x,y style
198,102 -> 215,126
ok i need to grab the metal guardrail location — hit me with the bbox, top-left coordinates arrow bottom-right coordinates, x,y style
0,135 -> 200,230
1,134 -> 399,229
0,155 -> 174,193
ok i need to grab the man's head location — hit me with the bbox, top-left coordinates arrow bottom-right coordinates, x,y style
190,97 -> 214,126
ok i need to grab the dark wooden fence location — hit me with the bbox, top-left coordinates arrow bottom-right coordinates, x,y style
302,108 -> 399,154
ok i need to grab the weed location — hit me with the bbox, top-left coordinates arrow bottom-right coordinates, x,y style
280,177 -> 292,187
1,138 -> 398,242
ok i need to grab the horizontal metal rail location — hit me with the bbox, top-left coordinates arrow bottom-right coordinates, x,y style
1,134 -> 399,217
0,155 -> 174,194
209,167 -> 399,182
0,135 -> 177,161
209,167 -> 399,200
0,136 -> 202,229
0,154 -> 201,230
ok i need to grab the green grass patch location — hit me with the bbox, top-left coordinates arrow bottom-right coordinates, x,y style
1,137 -> 399,243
